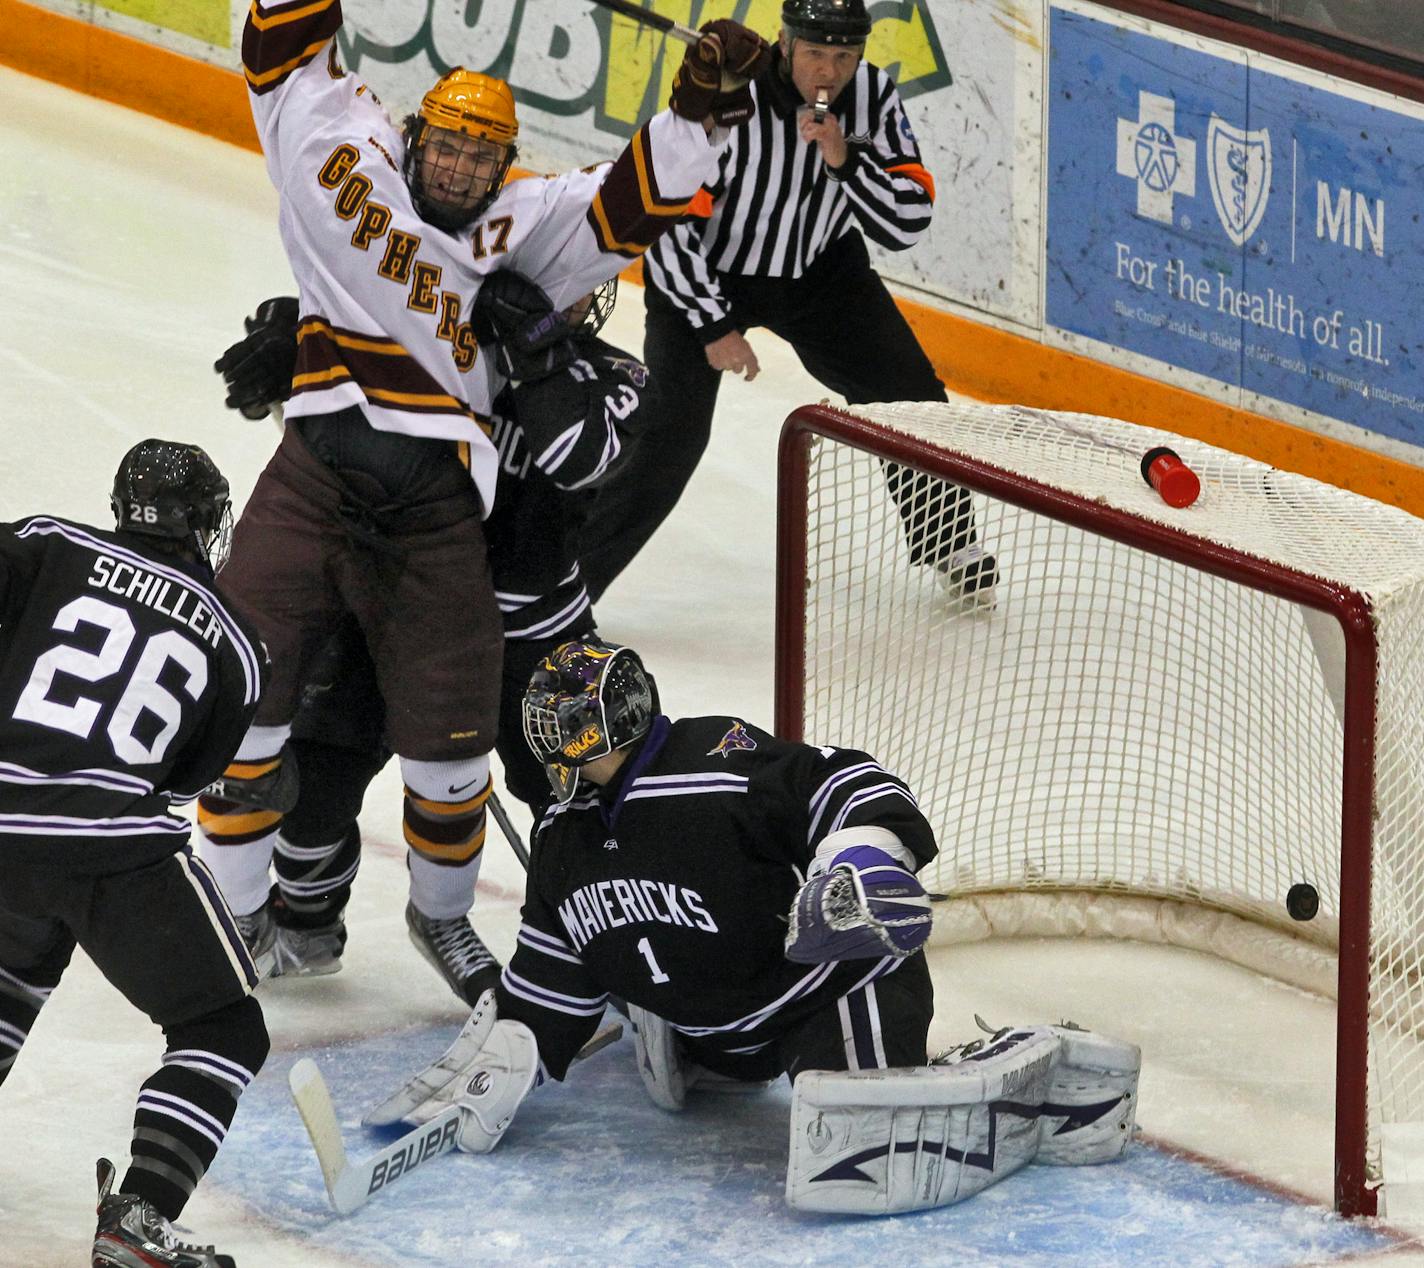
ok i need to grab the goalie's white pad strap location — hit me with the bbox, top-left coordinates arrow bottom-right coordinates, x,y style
365,989 -> 499,1128
454,1018 -> 539,1154
630,1004 -> 687,1111
809,826 -> 913,876
786,1027 -> 1060,1214
1037,1025 -> 1141,1165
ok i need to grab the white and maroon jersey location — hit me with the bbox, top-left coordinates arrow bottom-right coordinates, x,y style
242,0 -> 724,513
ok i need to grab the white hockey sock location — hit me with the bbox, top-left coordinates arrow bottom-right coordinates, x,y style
408,850 -> 481,922
197,835 -> 276,917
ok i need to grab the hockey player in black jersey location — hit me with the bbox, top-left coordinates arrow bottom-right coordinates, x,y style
0,441 -> 269,1267
366,638 -> 1143,1214
208,276 -> 644,999
501,638 -> 939,1082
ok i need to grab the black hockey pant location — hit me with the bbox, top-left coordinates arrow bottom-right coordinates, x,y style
0,852 -> 269,1220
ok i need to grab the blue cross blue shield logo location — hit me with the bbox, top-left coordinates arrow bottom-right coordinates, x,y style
1206,115 -> 1271,247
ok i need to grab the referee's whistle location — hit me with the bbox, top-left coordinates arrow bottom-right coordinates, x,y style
814,88 -> 829,123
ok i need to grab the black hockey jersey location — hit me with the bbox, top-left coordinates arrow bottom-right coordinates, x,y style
484,336 -> 646,641
496,715 -> 936,1079
0,517 -> 266,870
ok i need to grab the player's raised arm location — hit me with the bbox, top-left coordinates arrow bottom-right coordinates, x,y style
241,0 -> 347,178
508,21 -> 772,308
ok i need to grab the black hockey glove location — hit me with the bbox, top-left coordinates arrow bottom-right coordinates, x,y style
471,270 -> 578,384
215,296 -> 299,420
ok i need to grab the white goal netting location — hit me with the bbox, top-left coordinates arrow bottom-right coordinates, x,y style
779,400 -> 1424,1213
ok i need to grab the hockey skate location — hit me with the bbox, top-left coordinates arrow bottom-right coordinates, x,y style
92,1158 -> 235,1268
936,544 -> 999,610
406,902 -> 502,1005
235,897 -> 345,981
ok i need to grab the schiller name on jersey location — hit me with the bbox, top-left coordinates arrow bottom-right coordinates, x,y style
497,716 -> 937,1078
86,555 -> 225,650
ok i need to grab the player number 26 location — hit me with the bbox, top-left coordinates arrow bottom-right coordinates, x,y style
13,595 -> 208,764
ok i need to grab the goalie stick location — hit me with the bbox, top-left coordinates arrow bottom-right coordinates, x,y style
289,1058 -> 462,1216
290,1023 -> 626,1214
487,787 -> 530,870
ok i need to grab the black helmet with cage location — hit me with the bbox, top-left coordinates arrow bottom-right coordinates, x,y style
522,638 -> 658,804
111,439 -> 232,573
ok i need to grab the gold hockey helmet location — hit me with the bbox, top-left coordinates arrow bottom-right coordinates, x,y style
417,70 -> 519,146
403,70 -> 519,231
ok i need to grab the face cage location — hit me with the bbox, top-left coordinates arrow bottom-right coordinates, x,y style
408,125 -> 515,231
204,501 -> 234,573
522,695 -> 597,806
570,278 -> 617,338
522,695 -> 565,765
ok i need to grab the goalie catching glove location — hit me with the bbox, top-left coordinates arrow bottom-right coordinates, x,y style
365,989 -> 538,1154
669,19 -> 773,128
214,296 -> 299,420
785,827 -> 933,963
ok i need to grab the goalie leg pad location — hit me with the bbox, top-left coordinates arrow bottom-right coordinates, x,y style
630,1004 -> 686,1111
786,1027 -> 1060,1214
1036,1025 -> 1141,1165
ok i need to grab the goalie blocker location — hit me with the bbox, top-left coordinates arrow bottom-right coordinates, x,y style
786,1023 -> 1140,1214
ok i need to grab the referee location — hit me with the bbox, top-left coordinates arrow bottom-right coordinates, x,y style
579,0 -> 996,605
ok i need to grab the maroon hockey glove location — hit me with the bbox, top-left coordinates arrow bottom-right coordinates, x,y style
669,20 -> 772,124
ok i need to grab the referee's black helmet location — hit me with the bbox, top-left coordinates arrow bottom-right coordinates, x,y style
781,0 -> 872,45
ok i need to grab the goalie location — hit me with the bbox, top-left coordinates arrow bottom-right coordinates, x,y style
369,638 -> 1140,1213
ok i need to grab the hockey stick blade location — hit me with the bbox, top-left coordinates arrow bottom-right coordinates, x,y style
289,1058 -> 463,1215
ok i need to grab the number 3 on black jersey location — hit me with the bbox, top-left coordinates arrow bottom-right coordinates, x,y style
12,596 -> 208,764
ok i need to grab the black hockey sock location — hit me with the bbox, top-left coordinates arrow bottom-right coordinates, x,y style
0,963 -> 55,1088
274,825 -> 361,927
122,997 -> 268,1220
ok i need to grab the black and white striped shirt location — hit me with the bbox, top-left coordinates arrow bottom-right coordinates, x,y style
645,53 -> 935,339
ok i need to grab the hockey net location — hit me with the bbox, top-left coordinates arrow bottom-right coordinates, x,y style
774,401 -> 1424,1217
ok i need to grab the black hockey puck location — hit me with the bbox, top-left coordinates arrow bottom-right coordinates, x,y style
1286,882 -> 1320,922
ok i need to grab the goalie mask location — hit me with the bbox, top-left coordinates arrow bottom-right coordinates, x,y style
403,70 -> 519,232
111,439 -> 232,573
522,639 -> 657,804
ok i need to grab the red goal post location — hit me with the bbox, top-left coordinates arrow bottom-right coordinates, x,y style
774,400 -> 1424,1217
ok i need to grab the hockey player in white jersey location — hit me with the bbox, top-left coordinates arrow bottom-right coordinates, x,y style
198,0 -> 772,988
361,640 -> 1142,1215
